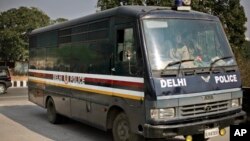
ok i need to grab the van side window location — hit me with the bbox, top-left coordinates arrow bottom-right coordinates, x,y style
116,28 -> 140,76
117,28 -> 135,61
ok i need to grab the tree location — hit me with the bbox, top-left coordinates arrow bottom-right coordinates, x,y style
235,40 -> 250,86
97,0 -> 172,10
0,7 -> 51,63
0,29 -> 26,62
51,18 -> 68,24
97,0 -> 247,49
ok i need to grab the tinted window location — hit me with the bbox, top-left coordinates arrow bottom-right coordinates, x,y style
0,69 -> 8,77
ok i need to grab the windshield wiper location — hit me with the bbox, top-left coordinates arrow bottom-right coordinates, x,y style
161,59 -> 194,75
209,56 -> 233,71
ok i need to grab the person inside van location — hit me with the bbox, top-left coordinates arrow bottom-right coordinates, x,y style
169,31 -> 192,60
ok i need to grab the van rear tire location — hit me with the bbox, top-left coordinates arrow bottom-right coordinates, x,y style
47,98 -> 61,124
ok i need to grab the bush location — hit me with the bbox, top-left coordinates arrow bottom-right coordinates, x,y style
235,41 -> 250,87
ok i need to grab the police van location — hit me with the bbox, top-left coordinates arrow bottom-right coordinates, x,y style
28,0 -> 246,140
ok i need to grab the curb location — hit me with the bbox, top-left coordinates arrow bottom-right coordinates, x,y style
11,80 -> 28,88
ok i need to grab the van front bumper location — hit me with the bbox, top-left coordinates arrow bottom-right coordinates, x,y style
143,111 -> 246,138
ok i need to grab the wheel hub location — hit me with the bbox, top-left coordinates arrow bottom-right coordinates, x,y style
117,121 -> 129,140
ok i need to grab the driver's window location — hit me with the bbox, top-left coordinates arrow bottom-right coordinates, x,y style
117,28 -> 135,62
115,27 -> 139,76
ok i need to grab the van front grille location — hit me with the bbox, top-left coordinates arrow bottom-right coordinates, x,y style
180,100 -> 229,117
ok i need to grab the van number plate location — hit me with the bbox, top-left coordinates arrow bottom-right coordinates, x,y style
204,127 -> 219,138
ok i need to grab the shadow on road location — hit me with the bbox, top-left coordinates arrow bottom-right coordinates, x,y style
0,105 -> 185,141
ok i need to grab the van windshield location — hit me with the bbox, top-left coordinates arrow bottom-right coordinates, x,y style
143,19 -> 236,70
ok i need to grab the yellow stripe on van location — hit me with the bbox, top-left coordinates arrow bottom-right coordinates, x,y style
28,78 -> 143,101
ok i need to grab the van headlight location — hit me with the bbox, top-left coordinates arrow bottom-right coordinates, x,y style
232,98 -> 241,107
150,108 -> 175,120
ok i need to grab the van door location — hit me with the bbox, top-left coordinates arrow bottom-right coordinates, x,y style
112,23 -> 145,133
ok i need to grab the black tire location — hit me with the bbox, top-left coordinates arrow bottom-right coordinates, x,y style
46,98 -> 61,124
112,112 -> 143,141
0,84 -> 6,94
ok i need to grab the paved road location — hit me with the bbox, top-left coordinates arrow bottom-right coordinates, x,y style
0,88 -> 230,141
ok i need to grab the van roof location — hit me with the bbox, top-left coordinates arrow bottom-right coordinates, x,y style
30,6 -> 218,35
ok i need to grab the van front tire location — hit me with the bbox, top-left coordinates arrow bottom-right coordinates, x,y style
112,112 -> 143,141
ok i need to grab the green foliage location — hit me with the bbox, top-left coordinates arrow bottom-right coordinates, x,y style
51,18 -> 68,24
0,29 -> 27,61
236,40 -> 250,87
97,0 -> 172,10
0,7 -> 51,62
